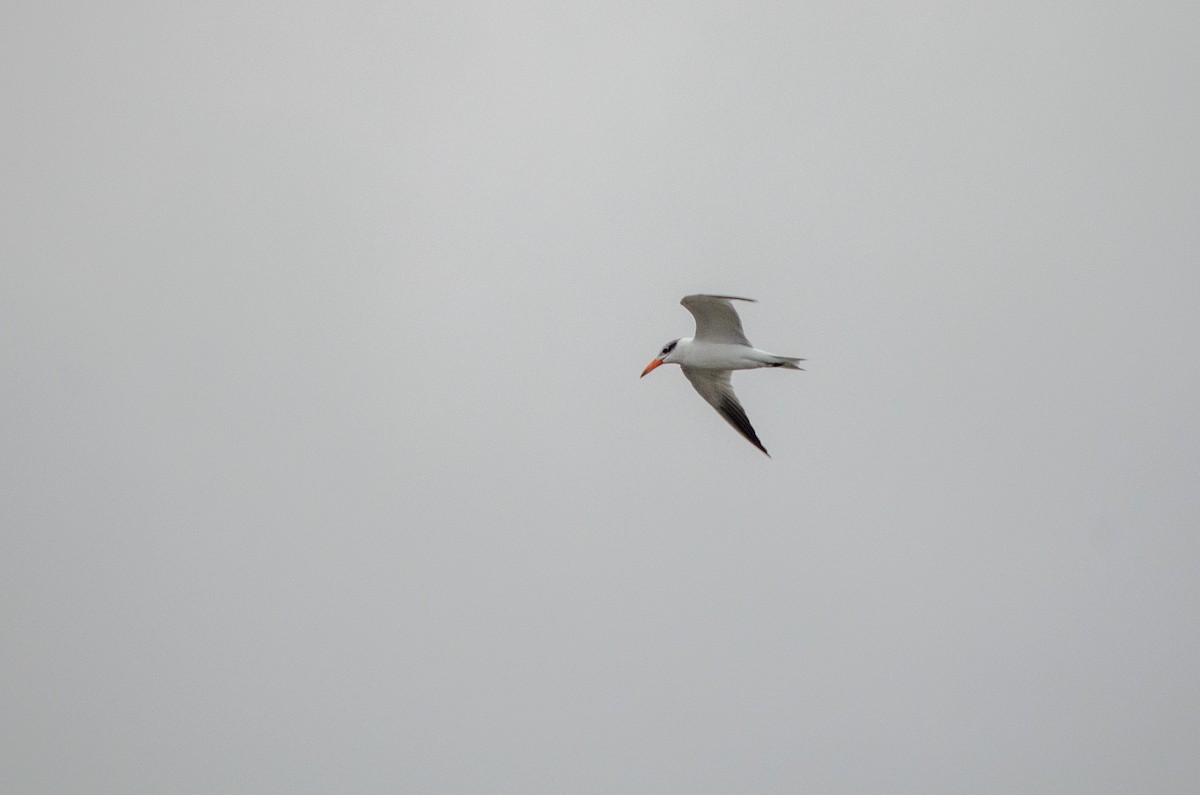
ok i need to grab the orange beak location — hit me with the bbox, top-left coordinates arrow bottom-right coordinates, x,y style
640,357 -> 665,378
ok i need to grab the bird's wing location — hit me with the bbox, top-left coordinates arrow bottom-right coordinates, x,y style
680,294 -> 755,346
681,367 -> 769,456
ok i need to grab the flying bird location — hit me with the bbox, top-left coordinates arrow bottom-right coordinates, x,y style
641,294 -> 803,456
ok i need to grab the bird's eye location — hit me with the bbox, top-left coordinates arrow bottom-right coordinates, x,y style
662,340 -> 677,355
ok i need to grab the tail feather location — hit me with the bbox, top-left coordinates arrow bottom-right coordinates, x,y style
770,355 -> 805,370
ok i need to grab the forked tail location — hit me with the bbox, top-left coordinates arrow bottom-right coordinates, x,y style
769,355 -> 805,370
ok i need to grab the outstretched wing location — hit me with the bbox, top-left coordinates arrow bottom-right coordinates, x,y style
680,294 -> 755,346
681,366 -> 769,456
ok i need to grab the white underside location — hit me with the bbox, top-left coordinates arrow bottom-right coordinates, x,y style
665,339 -> 782,370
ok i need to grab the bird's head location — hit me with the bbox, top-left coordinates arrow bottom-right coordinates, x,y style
641,339 -> 680,377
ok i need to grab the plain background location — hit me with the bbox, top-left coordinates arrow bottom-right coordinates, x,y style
4,2 -> 1199,792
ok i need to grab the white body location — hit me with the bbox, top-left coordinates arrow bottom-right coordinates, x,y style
662,339 -> 789,371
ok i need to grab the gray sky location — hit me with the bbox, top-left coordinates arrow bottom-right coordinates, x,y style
4,1 -> 1199,792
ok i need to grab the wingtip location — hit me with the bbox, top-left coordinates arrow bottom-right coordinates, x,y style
681,293 -> 758,304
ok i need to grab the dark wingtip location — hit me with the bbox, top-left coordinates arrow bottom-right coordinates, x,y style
718,397 -> 771,457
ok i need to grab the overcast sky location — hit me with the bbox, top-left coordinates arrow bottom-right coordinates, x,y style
4,1 -> 1199,792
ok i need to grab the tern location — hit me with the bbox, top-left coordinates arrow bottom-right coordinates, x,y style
641,294 -> 803,456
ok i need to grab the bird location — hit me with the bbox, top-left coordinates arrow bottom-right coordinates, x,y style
640,294 -> 803,456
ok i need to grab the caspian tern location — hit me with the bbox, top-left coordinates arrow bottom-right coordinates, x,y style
641,294 -> 803,457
